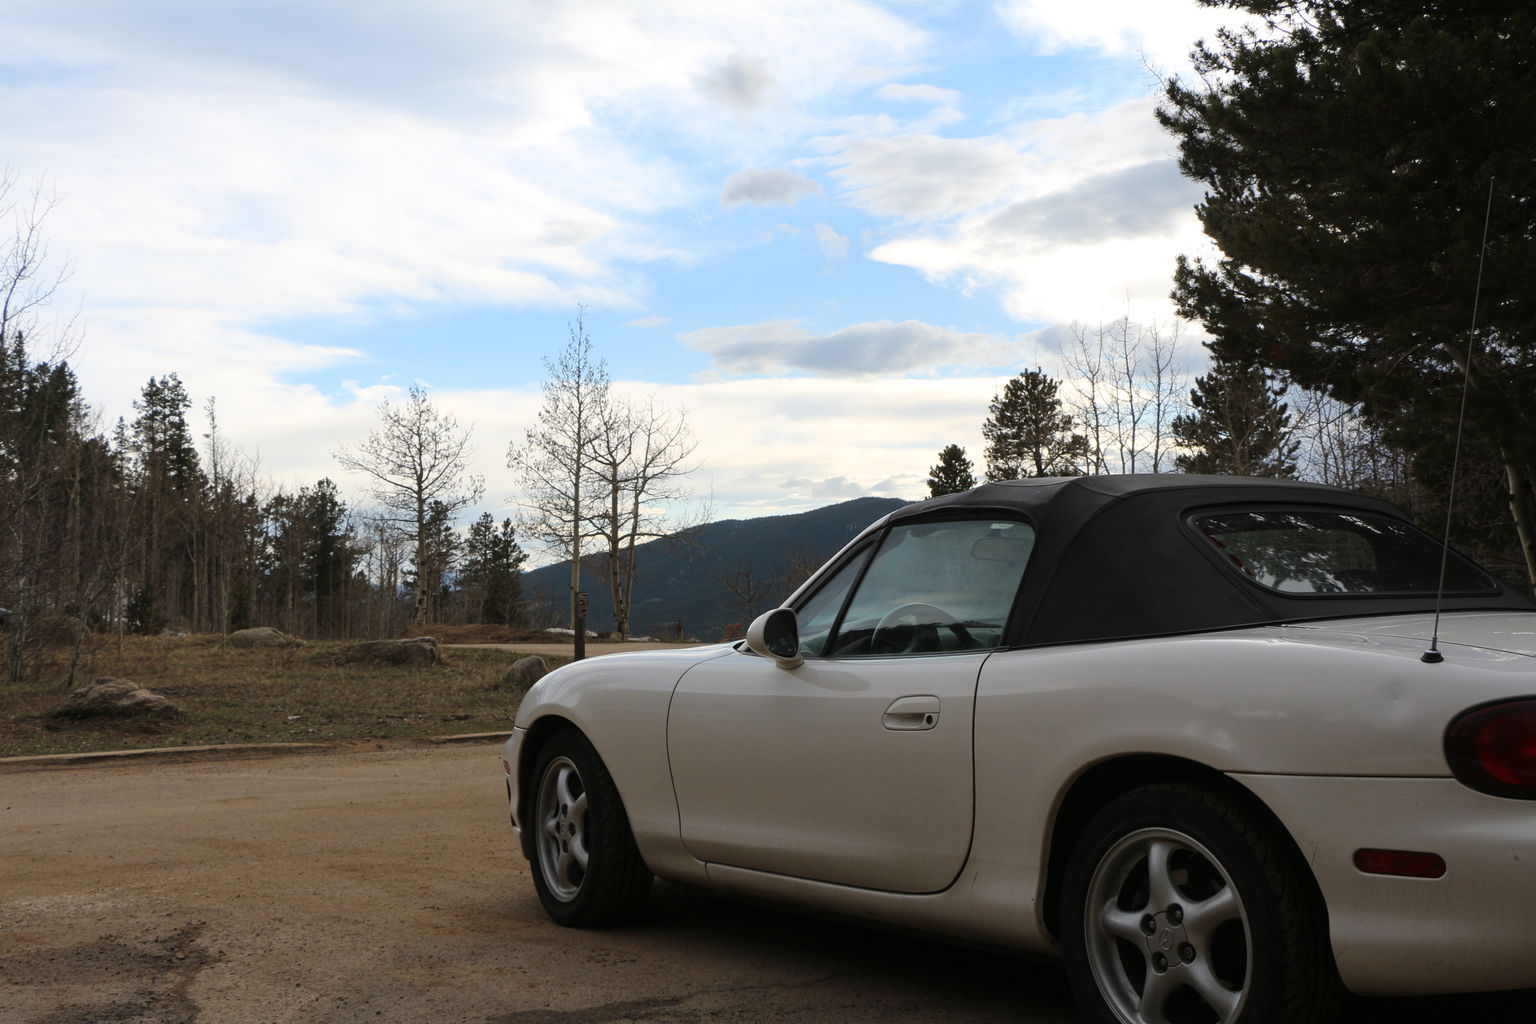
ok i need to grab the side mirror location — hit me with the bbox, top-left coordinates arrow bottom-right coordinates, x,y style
745,607 -> 804,670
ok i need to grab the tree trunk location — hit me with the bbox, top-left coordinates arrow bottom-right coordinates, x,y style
1501,453 -> 1536,594
569,462 -> 582,633
413,496 -> 429,628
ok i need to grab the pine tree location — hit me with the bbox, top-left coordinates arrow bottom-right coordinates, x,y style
130,375 -> 203,495
982,369 -> 1089,480
1,335 -> 126,677
1158,0 -> 1536,586
459,513 -> 528,625
298,479 -> 356,635
1171,350 -> 1299,477
927,444 -> 976,497
126,374 -> 205,630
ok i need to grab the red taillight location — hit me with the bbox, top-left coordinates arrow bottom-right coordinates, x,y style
1445,699 -> 1536,799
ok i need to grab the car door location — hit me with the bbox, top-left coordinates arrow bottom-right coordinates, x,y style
667,515 -> 1034,894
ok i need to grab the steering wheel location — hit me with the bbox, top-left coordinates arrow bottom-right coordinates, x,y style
870,603 -> 974,654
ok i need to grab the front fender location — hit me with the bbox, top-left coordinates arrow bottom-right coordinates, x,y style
511,645 -> 737,876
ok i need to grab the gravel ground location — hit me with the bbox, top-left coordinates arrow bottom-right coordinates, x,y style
1,744 -> 1531,1023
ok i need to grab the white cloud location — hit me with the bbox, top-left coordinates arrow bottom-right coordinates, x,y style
825,98 -> 1206,324
993,0 -> 1251,71
778,475 -> 906,501
828,97 -> 1171,222
697,55 -> 774,112
980,160 -> 1200,244
876,82 -> 962,106
815,223 -> 849,264
831,134 -> 1029,221
635,375 -> 993,517
721,168 -> 824,208
873,81 -> 964,128
3,0 -> 1225,536
6,0 -> 926,404
680,318 -> 1018,377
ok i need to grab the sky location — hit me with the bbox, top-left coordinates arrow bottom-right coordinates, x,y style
3,0 -> 1248,543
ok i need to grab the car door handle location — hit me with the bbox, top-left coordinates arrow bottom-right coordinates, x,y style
883,695 -> 940,731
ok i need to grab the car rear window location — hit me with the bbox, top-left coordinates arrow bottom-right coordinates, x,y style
1193,508 -> 1499,596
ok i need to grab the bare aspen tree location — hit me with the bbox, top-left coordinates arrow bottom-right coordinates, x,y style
1108,317 -> 1148,473
1062,317 -> 1186,474
2,171 -> 88,682
1063,323 -> 1112,474
1144,321 -> 1186,473
509,312 -> 610,632
202,398 -> 244,645
1289,388 -> 1408,491
1,169 -> 75,363
724,564 -> 777,629
361,516 -> 411,638
588,397 -> 698,638
335,385 -> 483,628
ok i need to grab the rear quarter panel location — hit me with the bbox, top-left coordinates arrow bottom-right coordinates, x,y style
967,625 -> 1536,945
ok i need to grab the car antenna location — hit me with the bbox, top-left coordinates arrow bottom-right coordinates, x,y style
1423,177 -> 1496,665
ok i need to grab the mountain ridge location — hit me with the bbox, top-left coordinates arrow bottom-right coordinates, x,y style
522,495 -> 909,640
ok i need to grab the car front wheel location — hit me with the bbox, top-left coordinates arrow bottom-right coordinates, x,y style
529,729 -> 652,926
1060,783 -> 1340,1024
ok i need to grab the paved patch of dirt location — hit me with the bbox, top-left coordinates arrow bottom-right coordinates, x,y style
8,923 -> 215,1024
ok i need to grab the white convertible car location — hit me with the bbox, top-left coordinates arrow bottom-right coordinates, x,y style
501,475 -> 1536,1024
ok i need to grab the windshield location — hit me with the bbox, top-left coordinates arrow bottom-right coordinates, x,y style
1194,508 -> 1498,596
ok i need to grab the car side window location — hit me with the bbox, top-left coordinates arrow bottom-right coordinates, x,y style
792,545 -> 873,657
827,518 -> 1033,657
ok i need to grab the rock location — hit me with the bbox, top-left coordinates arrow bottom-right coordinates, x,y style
51,678 -> 181,719
500,656 -> 548,688
228,627 -> 304,649
338,636 -> 439,667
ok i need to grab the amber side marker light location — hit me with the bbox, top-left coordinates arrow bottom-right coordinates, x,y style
1353,849 -> 1447,879
1445,698 -> 1536,800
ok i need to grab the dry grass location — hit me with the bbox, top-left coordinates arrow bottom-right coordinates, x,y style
0,634 -> 561,758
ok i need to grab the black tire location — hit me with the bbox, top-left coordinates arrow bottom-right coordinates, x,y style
1060,783 -> 1341,1024
528,729 -> 652,927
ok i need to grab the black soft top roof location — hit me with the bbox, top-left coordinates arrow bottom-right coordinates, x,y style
878,475 -> 1534,646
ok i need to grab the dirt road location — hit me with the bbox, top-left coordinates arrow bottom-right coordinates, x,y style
2,746 -> 1532,1023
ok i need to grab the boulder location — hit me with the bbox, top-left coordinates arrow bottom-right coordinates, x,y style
51,678 -> 181,719
228,627 -> 304,649
500,655 -> 548,688
338,636 -> 439,667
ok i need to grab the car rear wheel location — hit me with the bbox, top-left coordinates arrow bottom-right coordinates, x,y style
529,730 -> 652,926
1061,783 -> 1340,1024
